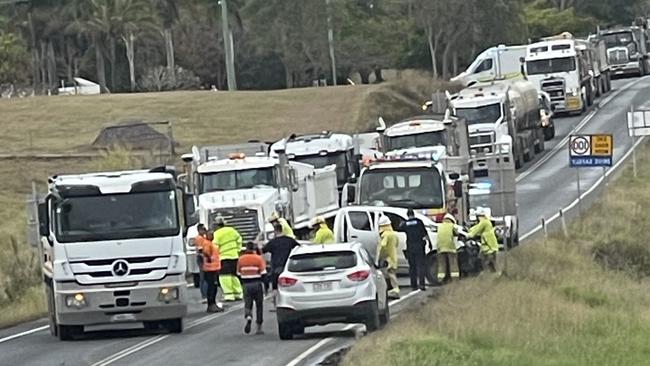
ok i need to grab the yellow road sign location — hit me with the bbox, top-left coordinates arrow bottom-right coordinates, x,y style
591,134 -> 613,156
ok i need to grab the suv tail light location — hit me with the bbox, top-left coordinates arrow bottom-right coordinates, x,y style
347,270 -> 370,282
278,276 -> 298,287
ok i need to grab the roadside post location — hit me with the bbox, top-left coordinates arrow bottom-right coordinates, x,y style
569,134 -> 613,214
627,106 -> 650,178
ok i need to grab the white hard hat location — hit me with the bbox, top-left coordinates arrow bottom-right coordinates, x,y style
475,207 -> 488,217
268,211 -> 280,223
378,215 -> 391,227
214,216 -> 226,226
311,216 -> 325,226
443,213 -> 456,224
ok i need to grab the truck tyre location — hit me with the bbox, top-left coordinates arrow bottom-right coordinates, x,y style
424,252 -> 438,285
586,84 -> 594,106
164,318 -> 184,334
46,287 -> 58,337
364,301 -> 381,332
278,321 -> 294,340
58,324 -> 82,341
606,73 -> 612,92
534,133 -> 545,153
379,293 -> 390,327
293,323 -> 305,336
595,77 -> 602,97
544,124 -> 555,141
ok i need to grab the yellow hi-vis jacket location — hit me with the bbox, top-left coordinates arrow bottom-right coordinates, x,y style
313,223 -> 335,244
213,226 -> 243,260
469,217 -> 499,254
436,221 -> 457,254
379,226 -> 398,270
278,218 -> 295,239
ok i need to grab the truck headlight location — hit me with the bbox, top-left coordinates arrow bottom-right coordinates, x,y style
65,293 -> 87,309
569,88 -> 579,97
158,287 -> 179,302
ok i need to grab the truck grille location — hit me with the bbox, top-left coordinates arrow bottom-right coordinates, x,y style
541,78 -> 565,103
210,208 -> 260,242
469,132 -> 495,154
69,256 -> 170,283
608,49 -> 628,65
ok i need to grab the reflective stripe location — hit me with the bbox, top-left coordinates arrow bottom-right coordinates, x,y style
437,272 -> 460,279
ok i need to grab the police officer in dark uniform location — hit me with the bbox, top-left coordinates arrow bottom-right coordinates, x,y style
397,209 -> 429,291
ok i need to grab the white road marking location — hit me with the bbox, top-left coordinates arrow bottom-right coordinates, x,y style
520,135 -> 646,242
0,325 -> 49,345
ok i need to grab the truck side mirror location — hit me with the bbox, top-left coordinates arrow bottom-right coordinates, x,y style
183,193 -> 198,227
346,184 -> 356,205
38,202 -> 49,237
449,172 -> 460,180
289,169 -> 299,192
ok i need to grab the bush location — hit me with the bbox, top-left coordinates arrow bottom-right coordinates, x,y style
139,66 -> 201,92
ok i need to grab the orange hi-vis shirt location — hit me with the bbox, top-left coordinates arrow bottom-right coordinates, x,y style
237,253 -> 267,280
195,235 -> 221,272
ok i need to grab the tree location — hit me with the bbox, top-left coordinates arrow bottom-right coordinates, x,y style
154,0 -> 179,79
0,31 -> 30,84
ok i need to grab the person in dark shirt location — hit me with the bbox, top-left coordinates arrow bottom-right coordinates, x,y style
397,209 -> 429,291
263,222 -> 300,308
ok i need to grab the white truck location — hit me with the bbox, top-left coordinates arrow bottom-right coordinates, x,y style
181,148 -> 339,247
451,45 -> 527,86
450,79 -> 545,170
270,132 -> 359,191
524,33 -> 596,114
37,167 -> 194,340
599,25 -> 650,77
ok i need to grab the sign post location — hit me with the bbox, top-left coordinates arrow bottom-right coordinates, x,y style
569,134 -> 613,213
627,106 -> 650,178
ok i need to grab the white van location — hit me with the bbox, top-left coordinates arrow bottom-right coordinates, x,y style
452,45 -> 527,86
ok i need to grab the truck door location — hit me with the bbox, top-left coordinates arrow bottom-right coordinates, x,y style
344,210 -> 380,260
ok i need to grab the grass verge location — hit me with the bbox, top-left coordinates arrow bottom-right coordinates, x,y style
343,141 -> 650,366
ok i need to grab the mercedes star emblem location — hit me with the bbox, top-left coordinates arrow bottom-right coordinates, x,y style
111,260 -> 130,277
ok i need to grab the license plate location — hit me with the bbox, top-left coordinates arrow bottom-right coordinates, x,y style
312,281 -> 332,292
111,313 -> 137,322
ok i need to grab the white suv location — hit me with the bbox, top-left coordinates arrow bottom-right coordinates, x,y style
275,242 -> 389,340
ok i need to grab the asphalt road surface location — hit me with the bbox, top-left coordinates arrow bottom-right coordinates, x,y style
0,76 -> 648,366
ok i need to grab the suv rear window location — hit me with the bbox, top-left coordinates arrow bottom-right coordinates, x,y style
288,251 -> 357,272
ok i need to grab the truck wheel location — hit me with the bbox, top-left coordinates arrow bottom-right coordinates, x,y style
58,325 -> 82,341
278,321 -> 294,340
424,252 -> 438,285
595,77 -> 602,97
586,85 -> 594,106
544,124 -> 555,141
523,149 -> 532,162
379,293 -> 390,327
606,73 -> 612,92
534,135 -> 545,153
364,301 -> 381,332
164,318 -> 184,334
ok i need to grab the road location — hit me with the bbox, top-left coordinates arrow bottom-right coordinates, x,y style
0,76 -> 648,366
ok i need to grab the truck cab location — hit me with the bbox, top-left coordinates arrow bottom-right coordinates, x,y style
451,45 -> 527,86
270,132 -> 359,191
382,116 -> 460,160
600,26 -> 650,77
37,168 -> 194,340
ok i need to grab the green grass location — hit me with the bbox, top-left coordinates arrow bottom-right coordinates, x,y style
343,141 -> 650,366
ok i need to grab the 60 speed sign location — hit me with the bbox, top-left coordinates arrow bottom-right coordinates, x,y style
569,134 -> 613,167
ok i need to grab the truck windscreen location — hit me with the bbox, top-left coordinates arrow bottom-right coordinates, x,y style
55,191 -> 179,243
293,151 -> 349,186
455,103 -> 502,125
386,131 -> 446,151
602,32 -> 633,48
526,57 -> 576,75
359,168 -> 444,209
200,167 -> 275,193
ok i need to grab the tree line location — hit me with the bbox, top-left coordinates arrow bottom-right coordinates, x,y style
0,0 -> 646,93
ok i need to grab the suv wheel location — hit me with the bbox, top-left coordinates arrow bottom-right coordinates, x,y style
278,321 -> 294,340
364,301 -> 380,332
379,295 -> 390,326
164,318 -> 184,334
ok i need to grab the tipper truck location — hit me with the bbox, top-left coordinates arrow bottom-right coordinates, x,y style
599,24 -> 650,77
37,167 -> 196,340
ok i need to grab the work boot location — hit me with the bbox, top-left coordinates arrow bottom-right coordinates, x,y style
255,323 -> 264,335
419,286 -> 427,292
388,290 -> 400,300
244,316 -> 252,334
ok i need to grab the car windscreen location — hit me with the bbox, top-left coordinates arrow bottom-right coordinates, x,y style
526,57 -> 576,75
55,190 -> 179,243
602,32 -> 633,48
386,131 -> 446,151
359,167 -> 444,209
455,103 -> 502,125
293,151 -> 348,186
199,167 -> 275,193
288,251 -> 357,272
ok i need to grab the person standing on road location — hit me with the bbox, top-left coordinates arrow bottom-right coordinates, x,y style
311,216 -> 335,244
469,207 -> 499,272
196,228 -> 224,313
213,217 -> 244,301
397,209 -> 428,291
378,215 -> 400,299
436,214 -> 459,284
237,241 -> 267,335
263,222 -> 300,309
269,212 -> 295,239
194,225 -> 209,302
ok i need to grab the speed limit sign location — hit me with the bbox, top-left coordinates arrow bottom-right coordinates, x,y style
570,135 -> 590,156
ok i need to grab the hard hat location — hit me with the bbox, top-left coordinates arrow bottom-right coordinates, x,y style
268,211 -> 280,223
311,216 -> 325,226
214,216 -> 226,226
378,215 -> 391,227
443,213 -> 456,224
475,207 -> 488,217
